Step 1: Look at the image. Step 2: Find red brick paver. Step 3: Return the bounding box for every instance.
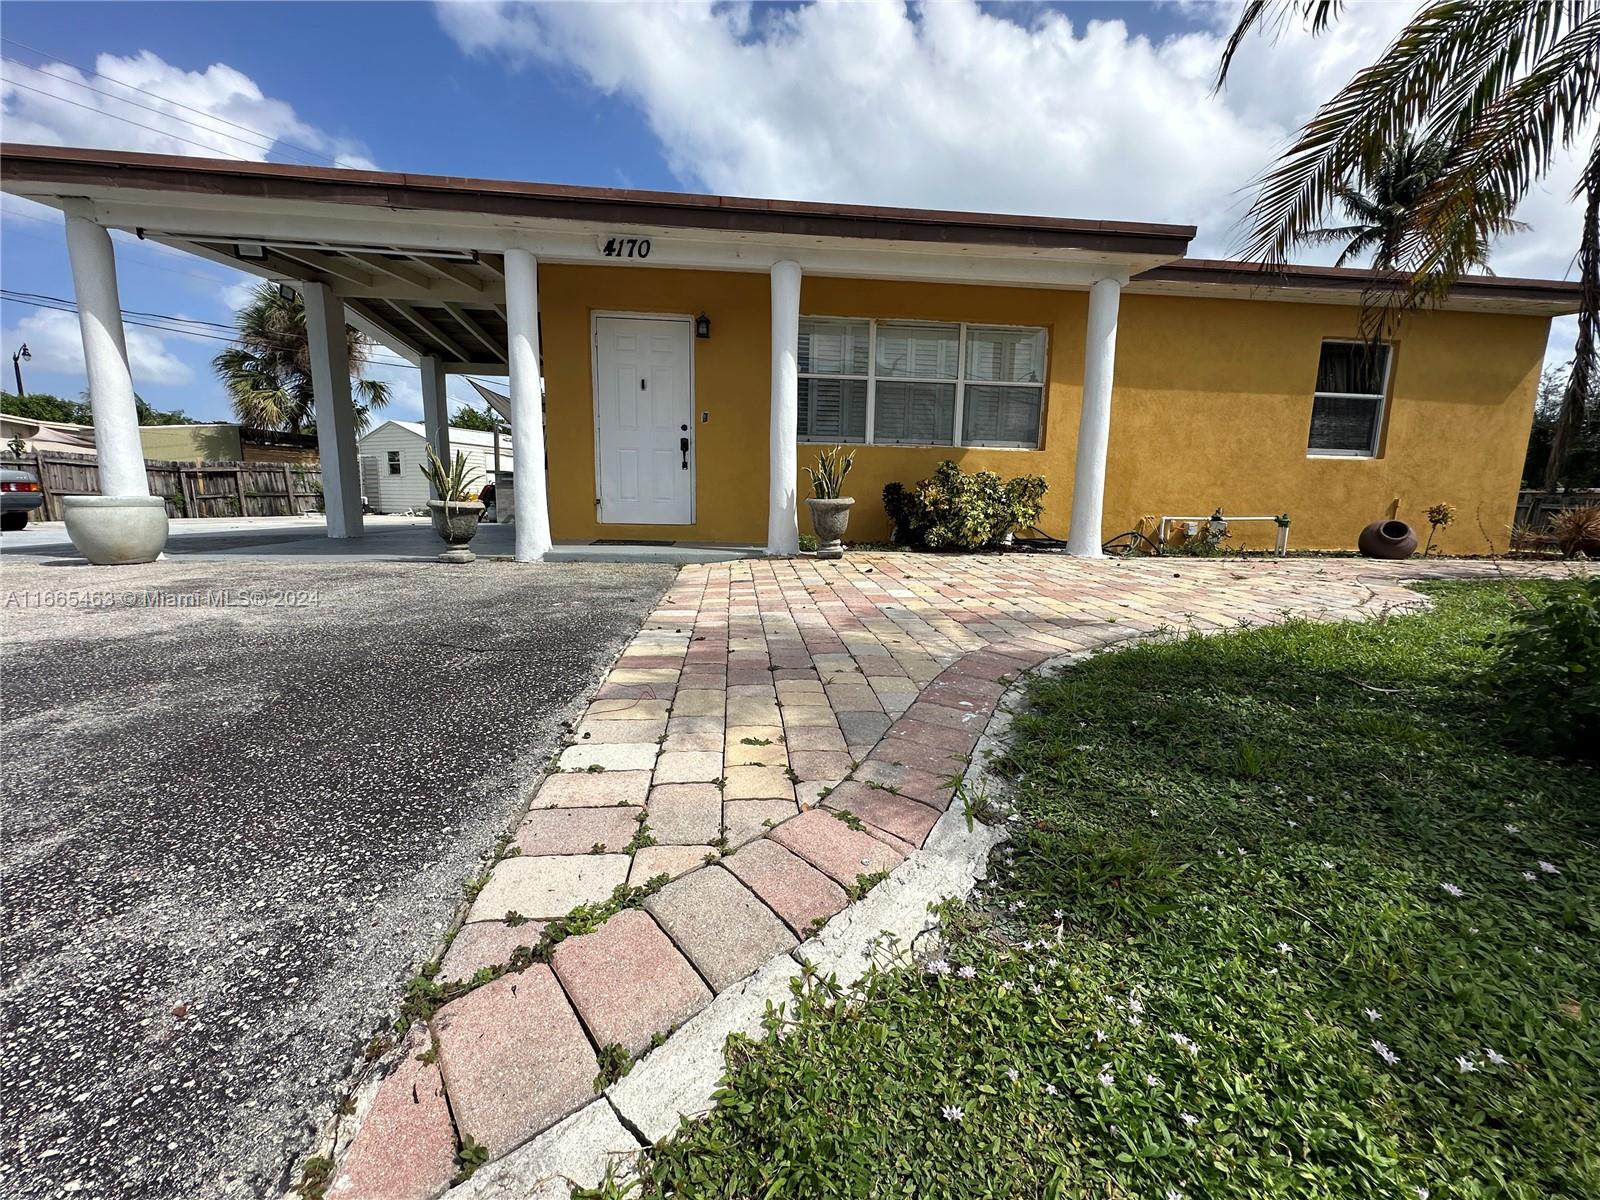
[551,908,712,1056]
[329,1025,455,1200]
[433,966,598,1158]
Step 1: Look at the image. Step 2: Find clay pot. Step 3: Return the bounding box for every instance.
[1357,519,1418,560]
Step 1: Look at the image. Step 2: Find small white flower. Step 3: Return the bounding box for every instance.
[1275,942,1293,955]
[1005,1067,1020,1082]
[1150,808,1160,818]
[1364,1008,1381,1022]
[957,965,977,980]
[1504,823,1520,833]
[1181,1112,1199,1128]
[999,980,1015,992]
[1097,1064,1115,1088]
[1052,909,1064,920]
[1145,1073,1161,1087]
[1029,983,1042,996]
[1416,1189,1430,1200]
[1371,1039,1400,1066]
[1093,1028,1108,1043]
[1484,1048,1508,1066]
[1286,818,1298,828]
[1047,957,1060,969]
[1538,860,1560,875]
[1043,1082,1058,1096]
[941,1104,964,1122]
[1237,847,1247,856]
[925,959,952,976]
[1127,996,1144,1014]
[1521,870,1537,882]
[1456,1055,1478,1073]
[1320,859,1335,870]
[1170,1033,1199,1057]
[1440,883,1464,898]
[1167,1190,1186,1200]
[1128,1014,1143,1027]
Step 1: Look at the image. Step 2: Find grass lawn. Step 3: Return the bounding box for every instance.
[586,582,1598,1200]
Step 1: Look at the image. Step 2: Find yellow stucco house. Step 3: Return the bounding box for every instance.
[1,144,1578,559]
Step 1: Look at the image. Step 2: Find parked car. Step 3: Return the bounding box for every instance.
[1,467,45,530]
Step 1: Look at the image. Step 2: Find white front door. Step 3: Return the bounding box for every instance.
[594,316,694,525]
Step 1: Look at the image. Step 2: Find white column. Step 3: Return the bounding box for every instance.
[767,260,802,556]
[504,248,551,561]
[63,209,146,498]
[302,281,363,539]
[420,354,450,497]
[1066,276,1123,557]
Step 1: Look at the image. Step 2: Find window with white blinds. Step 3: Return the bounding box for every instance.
[1308,340,1392,457]
[797,317,1047,448]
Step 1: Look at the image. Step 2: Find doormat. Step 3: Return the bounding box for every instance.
[591,539,676,546]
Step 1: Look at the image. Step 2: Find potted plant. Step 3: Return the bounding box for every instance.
[803,446,856,559]
[421,447,486,563]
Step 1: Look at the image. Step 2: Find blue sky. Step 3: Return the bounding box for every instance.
[0,1,1585,424]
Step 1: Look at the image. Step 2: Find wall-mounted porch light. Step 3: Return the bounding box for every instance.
[695,313,711,340]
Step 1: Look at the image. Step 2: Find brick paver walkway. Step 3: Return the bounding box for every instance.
[324,553,1573,1196]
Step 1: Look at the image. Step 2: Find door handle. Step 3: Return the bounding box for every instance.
[680,436,690,469]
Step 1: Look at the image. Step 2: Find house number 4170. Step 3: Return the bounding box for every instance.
[599,236,652,259]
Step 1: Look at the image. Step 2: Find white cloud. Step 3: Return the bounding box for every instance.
[0,50,376,169]
[438,0,1587,366]
[3,307,194,388]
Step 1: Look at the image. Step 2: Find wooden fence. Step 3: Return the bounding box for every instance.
[0,450,322,522]
[1515,488,1600,532]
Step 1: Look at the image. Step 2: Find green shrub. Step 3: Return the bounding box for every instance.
[882,460,1046,550]
[1487,578,1600,758]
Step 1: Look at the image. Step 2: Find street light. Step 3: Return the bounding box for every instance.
[11,343,30,396]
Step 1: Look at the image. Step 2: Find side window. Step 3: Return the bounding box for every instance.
[1309,341,1391,457]
[387,450,401,475]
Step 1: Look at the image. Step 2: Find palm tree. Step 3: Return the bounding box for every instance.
[1218,1,1599,489]
[1307,132,1525,270]
[213,283,390,434]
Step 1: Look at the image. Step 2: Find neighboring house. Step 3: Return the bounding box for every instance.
[1,144,1582,556]
[357,420,510,513]
[0,414,95,453]
[2,415,318,465]
[138,423,320,465]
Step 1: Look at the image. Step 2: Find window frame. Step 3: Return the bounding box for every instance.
[386,450,402,475]
[1307,338,1394,459]
[797,316,1048,449]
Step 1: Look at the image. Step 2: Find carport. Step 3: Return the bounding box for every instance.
[0,143,1194,561]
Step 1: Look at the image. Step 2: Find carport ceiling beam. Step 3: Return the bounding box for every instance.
[345,299,426,361]
[385,300,474,362]
[258,246,377,288]
[413,256,487,293]
[443,303,504,358]
[342,252,435,291]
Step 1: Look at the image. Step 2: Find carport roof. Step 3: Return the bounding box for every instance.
[0,143,1197,256]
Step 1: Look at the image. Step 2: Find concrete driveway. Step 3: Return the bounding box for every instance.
[0,555,672,1199]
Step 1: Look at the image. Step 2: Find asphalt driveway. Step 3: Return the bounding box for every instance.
[0,556,673,1199]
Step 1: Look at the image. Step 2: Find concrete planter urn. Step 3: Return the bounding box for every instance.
[427,499,485,563]
[1357,518,1418,560]
[805,496,855,559]
[63,495,168,565]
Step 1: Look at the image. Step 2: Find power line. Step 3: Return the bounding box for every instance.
[0,290,420,368]
[2,292,508,386]
[0,77,256,161]
[0,36,341,167]
[1,56,301,164]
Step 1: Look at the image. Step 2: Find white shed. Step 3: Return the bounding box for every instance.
[356,420,511,514]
